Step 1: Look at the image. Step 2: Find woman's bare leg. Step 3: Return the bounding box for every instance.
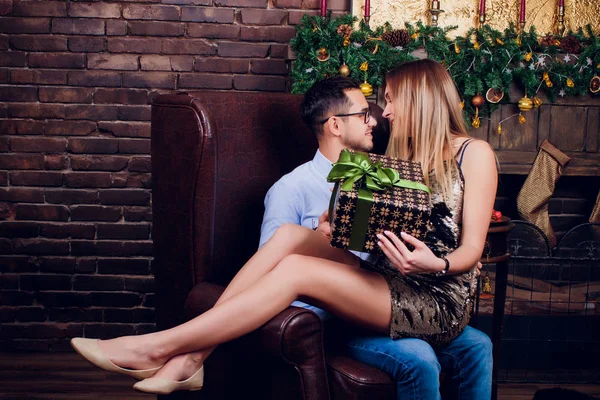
[98,224,361,374]
[96,251,391,374]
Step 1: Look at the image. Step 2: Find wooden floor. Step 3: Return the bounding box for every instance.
[1,352,598,400]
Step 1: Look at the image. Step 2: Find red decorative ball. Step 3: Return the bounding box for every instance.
[472,95,485,108]
[491,210,502,221]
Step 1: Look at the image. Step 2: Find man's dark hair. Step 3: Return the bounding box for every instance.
[300,77,360,136]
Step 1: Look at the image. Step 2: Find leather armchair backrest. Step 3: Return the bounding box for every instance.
[151,90,390,301]
[193,91,318,285]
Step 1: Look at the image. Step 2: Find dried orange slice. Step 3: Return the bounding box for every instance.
[591,76,600,94]
[485,88,504,103]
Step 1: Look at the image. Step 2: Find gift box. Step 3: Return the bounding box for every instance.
[327,150,431,255]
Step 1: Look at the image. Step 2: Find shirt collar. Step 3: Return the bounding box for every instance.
[313,149,334,178]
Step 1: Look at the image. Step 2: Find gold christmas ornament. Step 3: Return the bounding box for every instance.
[543,72,553,88]
[496,38,504,45]
[338,63,350,77]
[497,124,502,134]
[482,274,492,293]
[516,36,522,46]
[524,52,533,62]
[472,107,481,129]
[454,43,460,54]
[343,36,350,46]
[471,94,485,108]
[566,77,575,88]
[518,96,533,111]
[519,113,526,124]
[591,76,600,94]
[485,88,504,103]
[459,101,464,109]
[317,47,330,62]
[533,97,543,107]
[411,32,419,39]
[360,81,373,97]
[473,41,481,50]
[360,61,369,72]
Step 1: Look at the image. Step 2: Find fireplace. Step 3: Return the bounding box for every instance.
[475,174,600,383]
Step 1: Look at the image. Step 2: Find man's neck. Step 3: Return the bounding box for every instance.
[318,140,346,163]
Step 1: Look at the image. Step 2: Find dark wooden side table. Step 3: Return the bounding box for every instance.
[478,216,515,400]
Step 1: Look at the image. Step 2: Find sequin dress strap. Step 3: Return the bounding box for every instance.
[456,139,475,167]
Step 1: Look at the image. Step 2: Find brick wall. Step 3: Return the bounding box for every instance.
[0,0,351,351]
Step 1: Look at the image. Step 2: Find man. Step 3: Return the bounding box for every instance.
[259,77,492,399]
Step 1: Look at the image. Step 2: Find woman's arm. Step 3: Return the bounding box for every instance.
[445,140,498,274]
[377,140,498,275]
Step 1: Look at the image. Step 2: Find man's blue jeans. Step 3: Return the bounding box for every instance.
[344,326,492,400]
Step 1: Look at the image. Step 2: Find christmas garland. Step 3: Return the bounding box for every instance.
[290,14,600,129]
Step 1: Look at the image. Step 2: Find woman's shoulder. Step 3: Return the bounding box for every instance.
[453,138,494,158]
[456,139,497,177]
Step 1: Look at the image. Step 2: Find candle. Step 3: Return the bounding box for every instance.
[320,0,326,17]
[365,0,370,18]
[520,0,526,23]
[479,0,486,15]
[558,0,564,7]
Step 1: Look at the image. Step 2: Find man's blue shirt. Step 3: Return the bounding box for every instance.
[259,149,334,247]
[259,149,373,319]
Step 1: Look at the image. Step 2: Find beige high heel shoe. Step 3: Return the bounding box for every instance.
[71,338,162,380]
[133,366,204,394]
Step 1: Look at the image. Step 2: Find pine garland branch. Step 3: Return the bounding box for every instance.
[290,14,600,124]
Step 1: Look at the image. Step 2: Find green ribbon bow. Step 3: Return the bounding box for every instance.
[327,150,430,251]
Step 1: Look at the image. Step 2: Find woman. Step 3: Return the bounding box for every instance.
[71,59,497,394]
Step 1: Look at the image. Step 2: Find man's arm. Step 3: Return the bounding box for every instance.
[259,180,302,248]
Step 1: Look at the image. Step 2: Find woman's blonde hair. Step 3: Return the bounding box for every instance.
[384,59,470,202]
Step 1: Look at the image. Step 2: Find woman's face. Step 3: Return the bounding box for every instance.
[382,87,394,124]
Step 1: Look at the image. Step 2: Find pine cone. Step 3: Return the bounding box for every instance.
[559,35,581,54]
[540,33,558,47]
[336,24,353,38]
[382,29,410,48]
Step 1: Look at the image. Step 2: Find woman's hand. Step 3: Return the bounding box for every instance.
[377,231,444,275]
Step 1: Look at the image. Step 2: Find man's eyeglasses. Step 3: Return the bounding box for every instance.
[319,109,371,125]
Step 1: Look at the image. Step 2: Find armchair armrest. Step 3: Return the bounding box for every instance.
[185,282,330,399]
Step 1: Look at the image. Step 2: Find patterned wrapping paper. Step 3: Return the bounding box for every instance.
[328,151,432,255]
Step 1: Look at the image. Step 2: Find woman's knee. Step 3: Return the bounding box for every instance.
[272,223,307,241]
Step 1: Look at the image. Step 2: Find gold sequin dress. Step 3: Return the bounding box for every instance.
[362,145,478,347]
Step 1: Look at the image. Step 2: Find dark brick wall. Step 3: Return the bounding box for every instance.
[0,0,351,351]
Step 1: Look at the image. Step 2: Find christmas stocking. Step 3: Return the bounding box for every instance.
[517,140,571,247]
[590,191,600,223]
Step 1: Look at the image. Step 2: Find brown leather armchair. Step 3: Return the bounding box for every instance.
[151,90,395,399]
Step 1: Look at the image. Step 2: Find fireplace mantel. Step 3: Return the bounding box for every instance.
[468,88,599,176]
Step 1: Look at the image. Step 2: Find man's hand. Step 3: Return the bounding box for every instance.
[316,209,331,238]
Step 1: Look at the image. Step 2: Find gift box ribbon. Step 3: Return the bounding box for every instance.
[327,150,430,250]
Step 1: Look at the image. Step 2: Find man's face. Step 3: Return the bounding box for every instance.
[337,89,377,152]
